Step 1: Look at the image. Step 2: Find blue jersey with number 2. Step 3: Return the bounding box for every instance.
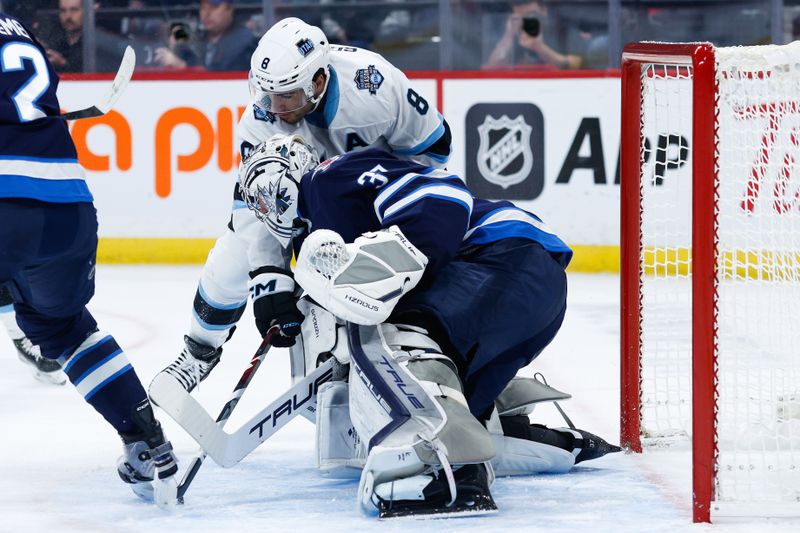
[0,12,91,203]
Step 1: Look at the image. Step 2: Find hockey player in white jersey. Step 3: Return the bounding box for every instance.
[156,17,451,393]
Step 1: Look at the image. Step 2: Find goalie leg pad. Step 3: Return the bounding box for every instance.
[292,298,350,385]
[346,324,495,514]
[315,381,365,479]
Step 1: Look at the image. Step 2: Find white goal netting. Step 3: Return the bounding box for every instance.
[638,43,800,512]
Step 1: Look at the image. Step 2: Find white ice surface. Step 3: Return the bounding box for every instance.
[1,267,798,533]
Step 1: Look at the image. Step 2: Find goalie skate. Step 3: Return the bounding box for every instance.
[369,463,497,519]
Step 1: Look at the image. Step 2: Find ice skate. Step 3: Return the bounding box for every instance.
[371,463,497,519]
[499,414,621,465]
[117,400,179,507]
[155,335,221,395]
[14,336,67,385]
[560,427,623,464]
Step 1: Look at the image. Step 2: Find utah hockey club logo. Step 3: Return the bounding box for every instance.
[354,65,384,95]
[476,115,533,189]
[296,38,314,57]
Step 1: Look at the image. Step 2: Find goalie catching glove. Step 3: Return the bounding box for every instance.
[294,226,428,325]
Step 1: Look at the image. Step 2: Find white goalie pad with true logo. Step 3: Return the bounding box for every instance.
[345,324,496,513]
[294,226,428,325]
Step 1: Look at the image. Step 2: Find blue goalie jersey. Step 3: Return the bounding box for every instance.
[296,149,572,275]
[0,13,90,203]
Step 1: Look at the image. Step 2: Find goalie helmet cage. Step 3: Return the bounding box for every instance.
[620,41,800,523]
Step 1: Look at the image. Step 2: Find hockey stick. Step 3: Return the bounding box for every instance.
[61,46,135,120]
[175,326,279,502]
[150,348,337,468]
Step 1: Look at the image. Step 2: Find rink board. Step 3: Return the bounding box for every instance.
[57,70,630,269]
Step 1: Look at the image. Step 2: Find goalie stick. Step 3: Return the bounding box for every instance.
[175,326,279,502]
[61,46,135,120]
[150,351,338,468]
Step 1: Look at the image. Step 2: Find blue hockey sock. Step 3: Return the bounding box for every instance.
[61,330,147,435]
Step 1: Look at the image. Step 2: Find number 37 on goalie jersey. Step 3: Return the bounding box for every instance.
[297,149,573,278]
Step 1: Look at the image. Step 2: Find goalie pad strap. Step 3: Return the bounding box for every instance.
[380,323,442,353]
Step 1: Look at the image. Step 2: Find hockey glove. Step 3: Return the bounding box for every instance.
[249,267,302,345]
[252,291,304,346]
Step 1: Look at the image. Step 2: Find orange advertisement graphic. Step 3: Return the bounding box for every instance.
[70,111,132,171]
[70,105,246,198]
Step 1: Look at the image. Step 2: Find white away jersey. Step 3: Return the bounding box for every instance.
[224,45,450,283]
[237,45,449,168]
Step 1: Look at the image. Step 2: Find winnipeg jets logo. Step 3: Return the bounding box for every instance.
[476,115,533,189]
[312,155,342,179]
[268,180,293,217]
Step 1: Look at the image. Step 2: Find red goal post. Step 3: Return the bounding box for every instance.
[620,41,800,523]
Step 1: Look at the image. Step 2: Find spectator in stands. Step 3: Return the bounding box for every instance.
[42,0,123,72]
[44,0,84,72]
[2,1,48,32]
[154,20,200,69]
[575,22,609,70]
[154,0,256,71]
[485,0,583,70]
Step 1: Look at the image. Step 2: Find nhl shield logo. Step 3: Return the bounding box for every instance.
[465,103,543,200]
[476,115,533,189]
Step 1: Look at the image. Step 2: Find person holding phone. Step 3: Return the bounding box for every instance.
[485,0,582,70]
[154,21,200,68]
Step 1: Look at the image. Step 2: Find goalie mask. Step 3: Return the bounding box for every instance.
[239,135,319,246]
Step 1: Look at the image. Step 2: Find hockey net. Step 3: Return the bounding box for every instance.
[620,42,800,522]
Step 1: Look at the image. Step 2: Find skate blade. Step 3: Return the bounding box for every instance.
[17,353,67,385]
[32,370,67,386]
[129,481,155,502]
[153,477,179,510]
[378,498,498,520]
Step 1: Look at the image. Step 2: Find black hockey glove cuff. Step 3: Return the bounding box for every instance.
[252,291,304,347]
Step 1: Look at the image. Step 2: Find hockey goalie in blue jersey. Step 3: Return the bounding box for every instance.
[238,135,620,517]
[0,12,179,506]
